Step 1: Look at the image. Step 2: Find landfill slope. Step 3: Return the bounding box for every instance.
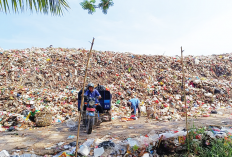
[1,47,232,156]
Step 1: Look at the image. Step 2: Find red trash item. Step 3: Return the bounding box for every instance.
[121,117,134,121]
[203,114,209,117]
[196,135,201,139]
[212,128,220,132]
[164,104,168,108]
[155,100,159,104]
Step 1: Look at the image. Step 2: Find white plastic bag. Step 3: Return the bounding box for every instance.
[94,147,104,157]
[0,150,10,157]
[66,119,76,128]
[82,139,94,147]
[78,145,90,156]
[140,105,146,113]
[128,139,140,147]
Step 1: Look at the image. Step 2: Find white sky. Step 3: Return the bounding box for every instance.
[1,0,232,56]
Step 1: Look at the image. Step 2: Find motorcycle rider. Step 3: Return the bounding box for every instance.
[84,83,103,113]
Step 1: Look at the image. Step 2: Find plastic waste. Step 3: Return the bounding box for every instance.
[67,135,75,139]
[94,147,104,157]
[78,145,90,156]
[66,119,76,128]
[149,133,159,142]
[142,153,149,157]
[211,110,217,114]
[127,138,140,147]
[83,139,95,147]
[69,141,76,147]
[140,136,150,146]
[0,150,10,157]
[57,142,65,146]
[218,111,223,115]
[58,152,72,157]
[98,141,115,149]
[140,105,146,113]
[16,154,36,157]
[64,145,71,149]
[8,126,16,132]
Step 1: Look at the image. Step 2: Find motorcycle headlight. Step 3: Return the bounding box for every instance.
[89,100,95,106]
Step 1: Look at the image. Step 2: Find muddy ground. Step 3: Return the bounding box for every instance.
[1,108,232,156]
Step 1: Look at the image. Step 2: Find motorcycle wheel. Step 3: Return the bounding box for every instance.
[86,116,93,134]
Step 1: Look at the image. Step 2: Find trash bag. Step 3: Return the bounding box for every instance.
[8,126,16,132]
[211,110,217,114]
[21,110,29,117]
[69,141,76,147]
[66,119,76,128]
[98,141,115,149]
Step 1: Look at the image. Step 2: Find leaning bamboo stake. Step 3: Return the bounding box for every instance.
[75,38,95,157]
[181,46,189,154]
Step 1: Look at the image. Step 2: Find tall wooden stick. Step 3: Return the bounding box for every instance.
[181,46,189,153]
[75,38,95,157]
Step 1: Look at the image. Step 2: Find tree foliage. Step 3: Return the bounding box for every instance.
[80,0,114,14]
[0,0,114,15]
[0,0,70,15]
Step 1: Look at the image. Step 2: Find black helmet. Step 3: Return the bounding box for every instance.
[88,83,94,88]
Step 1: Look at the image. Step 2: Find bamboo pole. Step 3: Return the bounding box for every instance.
[181,46,189,154]
[75,38,95,157]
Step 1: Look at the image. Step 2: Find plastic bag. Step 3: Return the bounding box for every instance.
[0,150,10,157]
[66,119,76,128]
[94,147,104,157]
[148,133,159,142]
[98,141,115,149]
[127,138,140,147]
[140,105,146,113]
[83,139,94,147]
[139,136,150,146]
[78,145,90,156]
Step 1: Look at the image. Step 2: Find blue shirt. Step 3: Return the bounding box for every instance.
[84,89,101,103]
[129,98,140,115]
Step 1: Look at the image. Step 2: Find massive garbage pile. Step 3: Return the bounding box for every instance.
[1,47,232,156]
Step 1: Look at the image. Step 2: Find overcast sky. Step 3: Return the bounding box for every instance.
[1,0,232,56]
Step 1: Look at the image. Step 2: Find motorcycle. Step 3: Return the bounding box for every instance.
[83,96,101,134]
[78,85,112,134]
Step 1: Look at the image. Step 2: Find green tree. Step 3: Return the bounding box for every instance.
[0,0,113,15]
[0,0,70,15]
[80,0,114,14]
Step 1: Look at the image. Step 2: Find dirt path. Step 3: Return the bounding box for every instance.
[1,109,232,155]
